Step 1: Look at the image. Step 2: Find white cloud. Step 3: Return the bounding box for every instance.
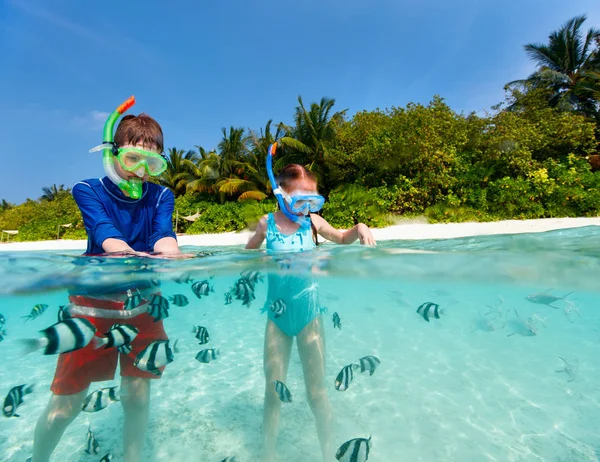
[72,110,109,131]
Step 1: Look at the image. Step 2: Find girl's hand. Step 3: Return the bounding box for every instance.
[357,223,376,245]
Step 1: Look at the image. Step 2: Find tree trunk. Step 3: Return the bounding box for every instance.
[588,154,600,172]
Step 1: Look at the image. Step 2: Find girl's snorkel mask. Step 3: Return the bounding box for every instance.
[89,96,167,199]
[266,143,325,229]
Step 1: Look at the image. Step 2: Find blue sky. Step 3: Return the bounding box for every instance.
[0,0,598,203]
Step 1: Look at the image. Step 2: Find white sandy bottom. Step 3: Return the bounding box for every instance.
[1,276,600,461]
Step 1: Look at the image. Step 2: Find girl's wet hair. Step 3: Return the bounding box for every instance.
[276,164,317,190]
[276,164,321,246]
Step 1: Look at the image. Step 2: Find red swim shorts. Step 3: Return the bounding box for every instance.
[50,294,168,395]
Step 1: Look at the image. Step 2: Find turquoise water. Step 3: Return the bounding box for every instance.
[1,227,600,461]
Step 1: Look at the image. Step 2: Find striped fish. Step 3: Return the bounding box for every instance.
[57,305,71,322]
[192,280,214,299]
[195,348,220,364]
[334,364,359,392]
[335,436,371,462]
[358,356,380,376]
[22,304,48,322]
[232,278,255,306]
[118,344,132,354]
[270,299,286,318]
[22,318,97,355]
[274,380,292,403]
[192,325,210,345]
[100,453,113,462]
[416,302,442,322]
[124,290,144,311]
[134,339,177,376]
[98,324,139,350]
[85,426,100,455]
[2,384,34,418]
[169,294,189,307]
[174,272,194,284]
[333,312,342,330]
[224,292,233,305]
[240,269,263,289]
[81,386,120,413]
[147,295,170,322]
[0,312,5,326]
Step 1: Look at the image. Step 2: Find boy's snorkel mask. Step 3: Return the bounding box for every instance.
[88,96,167,200]
[266,142,325,229]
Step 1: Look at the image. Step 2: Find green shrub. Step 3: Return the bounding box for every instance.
[425,204,497,223]
[0,195,85,242]
[322,184,392,229]
[185,200,276,234]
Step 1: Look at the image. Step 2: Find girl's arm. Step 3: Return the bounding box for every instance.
[245,215,268,249]
[311,214,376,245]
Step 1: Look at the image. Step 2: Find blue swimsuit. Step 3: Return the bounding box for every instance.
[263,213,321,337]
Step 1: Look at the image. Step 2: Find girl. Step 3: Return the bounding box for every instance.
[246,144,375,462]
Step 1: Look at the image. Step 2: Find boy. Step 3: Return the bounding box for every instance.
[31,100,181,462]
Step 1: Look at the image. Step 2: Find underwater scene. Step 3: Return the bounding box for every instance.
[1,226,600,462]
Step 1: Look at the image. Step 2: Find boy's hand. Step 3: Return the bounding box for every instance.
[152,252,196,259]
[357,223,376,245]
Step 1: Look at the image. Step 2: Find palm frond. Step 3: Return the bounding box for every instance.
[238,191,267,201]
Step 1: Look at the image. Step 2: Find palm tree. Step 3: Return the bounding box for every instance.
[243,119,285,199]
[40,184,70,201]
[0,199,12,211]
[186,130,263,202]
[186,147,224,196]
[508,15,600,116]
[159,148,198,197]
[278,96,347,195]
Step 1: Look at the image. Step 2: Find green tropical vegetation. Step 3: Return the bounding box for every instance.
[1,15,600,242]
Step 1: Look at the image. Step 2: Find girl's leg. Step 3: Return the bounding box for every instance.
[297,316,334,461]
[31,388,89,462]
[121,376,151,462]
[263,319,293,462]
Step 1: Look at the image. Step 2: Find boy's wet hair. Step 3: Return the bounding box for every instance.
[276,163,321,246]
[276,164,317,190]
[114,113,164,153]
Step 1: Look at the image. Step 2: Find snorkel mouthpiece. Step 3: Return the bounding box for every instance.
[266,142,312,229]
[99,96,143,199]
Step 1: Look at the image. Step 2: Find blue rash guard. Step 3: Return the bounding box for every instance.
[72,177,177,255]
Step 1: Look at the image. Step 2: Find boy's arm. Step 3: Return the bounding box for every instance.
[153,237,180,254]
[311,214,376,245]
[150,188,179,253]
[245,216,268,249]
[73,183,135,253]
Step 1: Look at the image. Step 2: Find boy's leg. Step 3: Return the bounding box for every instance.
[121,376,151,462]
[263,319,293,462]
[31,388,88,462]
[297,316,333,462]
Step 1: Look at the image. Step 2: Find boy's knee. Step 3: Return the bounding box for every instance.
[45,405,79,428]
[121,378,150,410]
[306,386,327,408]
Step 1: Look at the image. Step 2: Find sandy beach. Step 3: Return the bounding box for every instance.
[1,216,599,252]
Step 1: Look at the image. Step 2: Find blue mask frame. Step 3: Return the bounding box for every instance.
[266,143,324,229]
